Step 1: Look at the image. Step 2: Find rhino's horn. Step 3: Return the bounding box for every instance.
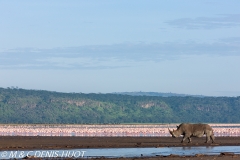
[168,127,172,134]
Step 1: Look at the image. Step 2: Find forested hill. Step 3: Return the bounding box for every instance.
[113,92,205,97]
[0,87,240,124]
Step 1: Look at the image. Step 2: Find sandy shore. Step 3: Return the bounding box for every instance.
[0,136,240,159]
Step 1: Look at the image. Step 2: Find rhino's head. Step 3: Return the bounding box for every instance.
[168,128,181,138]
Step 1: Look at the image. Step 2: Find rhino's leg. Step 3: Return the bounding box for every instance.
[181,135,191,143]
[205,131,215,143]
[210,134,215,143]
[205,135,210,143]
[181,136,186,143]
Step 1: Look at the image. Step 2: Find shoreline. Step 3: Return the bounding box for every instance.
[1,136,239,160]
[1,136,240,150]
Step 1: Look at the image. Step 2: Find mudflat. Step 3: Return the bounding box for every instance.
[1,136,240,149]
[0,136,240,160]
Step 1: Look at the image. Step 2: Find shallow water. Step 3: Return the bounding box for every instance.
[1,146,240,159]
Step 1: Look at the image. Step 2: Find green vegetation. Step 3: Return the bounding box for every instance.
[0,87,240,124]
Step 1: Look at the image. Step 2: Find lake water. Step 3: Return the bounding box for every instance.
[0,146,239,159]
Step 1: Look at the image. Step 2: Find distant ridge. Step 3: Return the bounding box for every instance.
[1,87,240,123]
[113,92,205,97]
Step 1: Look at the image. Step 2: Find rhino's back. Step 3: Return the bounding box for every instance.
[192,123,213,131]
[180,123,213,132]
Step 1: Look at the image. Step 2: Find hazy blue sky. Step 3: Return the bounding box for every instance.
[1,0,240,96]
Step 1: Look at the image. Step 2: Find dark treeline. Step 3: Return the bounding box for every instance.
[0,87,240,124]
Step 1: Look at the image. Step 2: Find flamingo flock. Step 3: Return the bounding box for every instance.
[0,124,239,137]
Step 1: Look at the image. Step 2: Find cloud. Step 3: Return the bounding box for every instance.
[1,40,239,69]
[220,37,240,44]
[165,14,240,29]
